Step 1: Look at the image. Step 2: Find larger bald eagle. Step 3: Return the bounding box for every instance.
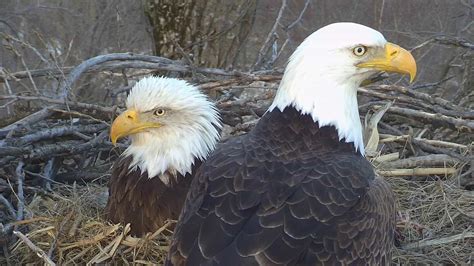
[105,76,221,236]
[167,23,416,265]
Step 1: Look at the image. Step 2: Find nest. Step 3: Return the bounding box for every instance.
[3,176,473,265]
[5,184,173,265]
[0,53,473,265]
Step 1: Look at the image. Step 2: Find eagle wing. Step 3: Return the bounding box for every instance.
[167,135,395,265]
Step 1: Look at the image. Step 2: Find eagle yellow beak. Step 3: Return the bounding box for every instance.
[357,42,417,82]
[110,109,161,145]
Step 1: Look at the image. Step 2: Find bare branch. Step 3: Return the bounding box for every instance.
[378,167,458,176]
[379,154,460,169]
[376,85,469,113]
[57,53,254,100]
[402,232,474,250]
[411,35,474,51]
[253,0,287,70]
[1,124,106,147]
[386,106,474,131]
[13,230,56,266]
[59,53,167,99]
[0,195,16,218]
[0,95,117,116]
[287,0,311,31]
[15,161,25,221]
[0,108,52,137]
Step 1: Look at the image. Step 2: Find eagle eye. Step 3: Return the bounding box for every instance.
[353,45,367,56]
[154,108,166,116]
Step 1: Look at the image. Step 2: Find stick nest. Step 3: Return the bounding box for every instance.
[0,53,472,265]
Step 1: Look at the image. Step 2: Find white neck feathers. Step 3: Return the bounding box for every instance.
[124,120,219,184]
[268,34,365,154]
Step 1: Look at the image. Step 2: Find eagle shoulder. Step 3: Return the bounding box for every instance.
[168,138,394,265]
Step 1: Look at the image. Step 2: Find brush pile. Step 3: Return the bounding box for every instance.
[0,53,472,265]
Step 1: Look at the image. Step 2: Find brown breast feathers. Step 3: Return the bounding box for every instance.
[105,155,201,236]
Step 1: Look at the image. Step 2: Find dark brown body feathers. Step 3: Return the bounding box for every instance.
[105,156,201,236]
[167,107,396,265]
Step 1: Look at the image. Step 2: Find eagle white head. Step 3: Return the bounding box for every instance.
[110,76,221,185]
[269,22,416,154]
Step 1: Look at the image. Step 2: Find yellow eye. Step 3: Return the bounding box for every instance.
[353,46,367,56]
[154,109,166,116]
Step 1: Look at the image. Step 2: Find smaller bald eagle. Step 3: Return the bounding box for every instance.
[105,76,221,236]
[167,23,416,265]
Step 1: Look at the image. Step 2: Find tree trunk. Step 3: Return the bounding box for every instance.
[143,0,258,69]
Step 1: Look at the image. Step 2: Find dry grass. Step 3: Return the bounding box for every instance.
[4,184,173,265]
[389,176,474,265]
[1,169,472,265]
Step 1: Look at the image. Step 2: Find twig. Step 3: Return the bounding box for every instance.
[253,0,287,70]
[18,56,39,94]
[48,108,111,125]
[96,61,249,78]
[0,61,205,82]
[42,158,56,191]
[380,134,468,150]
[0,64,281,83]
[59,53,167,99]
[15,161,25,221]
[110,84,134,97]
[382,106,474,131]
[55,168,111,183]
[170,39,197,78]
[410,75,454,90]
[359,87,425,106]
[411,35,474,52]
[60,224,120,251]
[411,138,470,162]
[0,33,50,65]
[30,134,107,160]
[0,66,74,81]
[287,0,311,30]
[378,167,458,176]
[0,195,16,218]
[377,85,470,113]
[402,232,474,250]
[58,53,251,99]
[0,136,109,161]
[377,0,385,29]
[0,95,117,115]
[0,156,15,166]
[2,244,11,266]
[48,210,74,259]
[268,38,289,66]
[379,154,460,169]
[379,134,410,143]
[372,152,399,164]
[23,170,61,186]
[0,98,18,109]
[414,138,469,150]
[440,184,474,220]
[431,36,474,50]
[13,230,56,266]
[358,87,470,118]
[0,108,52,138]
[1,124,107,147]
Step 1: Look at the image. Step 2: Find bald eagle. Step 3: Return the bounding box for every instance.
[105,76,221,236]
[167,23,416,265]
